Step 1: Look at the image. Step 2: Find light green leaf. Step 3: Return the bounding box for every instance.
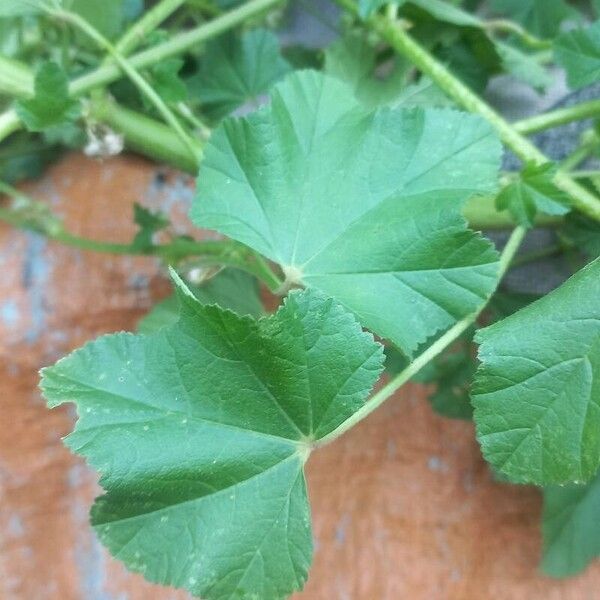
[16,62,81,132]
[495,163,570,228]
[40,282,384,600]
[131,203,169,252]
[324,33,410,108]
[358,0,405,18]
[495,42,552,91]
[542,470,600,577]
[192,70,501,357]
[490,0,578,38]
[555,21,600,90]
[151,58,188,104]
[0,0,47,16]
[187,28,291,120]
[408,0,482,27]
[138,268,263,333]
[473,257,600,485]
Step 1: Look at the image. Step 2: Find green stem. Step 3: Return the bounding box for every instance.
[514,99,600,135]
[0,181,283,290]
[335,0,600,224]
[49,8,201,163]
[88,96,201,173]
[0,0,284,145]
[483,18,551,50]
[318,225,527,446]
[68,0,283,96]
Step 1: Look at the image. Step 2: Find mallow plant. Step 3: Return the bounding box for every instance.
[2,0,600,597]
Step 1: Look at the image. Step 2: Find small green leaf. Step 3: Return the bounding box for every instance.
[473,257,600,485]
[495,42,552,91]
[131,203,169,251]
[495,163,570,229]
[192,70,501,357]
[358,0,405,18]
[16,62,80,132]
[138,268,263,333]
[561,213,600,259]
[490,0,578,38]
[555,21,600,89]
[41,283,384,600]
[151,59,188,104]
[542,470,600,577]
[187,28,291,120]
[408,0,482,27]
[324,33,410,108]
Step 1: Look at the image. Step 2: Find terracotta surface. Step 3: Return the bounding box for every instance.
[1,153,599,599]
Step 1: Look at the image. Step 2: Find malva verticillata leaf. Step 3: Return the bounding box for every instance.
[472,257,600,485]
[490,0,577,38]
[16,62,81,132]
[555,20,600,89]
[495,162,570,228]
[40,274,384,600]
[542,470,600,577]
[192,70,501,358]
[187,28,291,120]
[137,268,263,333]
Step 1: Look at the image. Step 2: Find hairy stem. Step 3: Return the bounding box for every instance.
[0,182,282,291]
[49,7,201,162]
[334,0,600,224]
[318,226,527,446]
[514,99,600,135]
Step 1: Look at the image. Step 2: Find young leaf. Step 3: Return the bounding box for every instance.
[131,203,169,251]
[358,0,405,18]
[150,59,188,104]
[187,29,291,120]
[138,268,263,333]
[555,21,600,90]
[192,70,501,357]
[472,257,600,485]
[16,62,81,132]
[495,42,552,91]
[324,33,409,108]
[490,0,577,38]
[40,281,384,600]
[542,470,600,577]
[495,163,570,228]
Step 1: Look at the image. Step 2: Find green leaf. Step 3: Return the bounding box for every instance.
[490,0,578,38]
[192,70,501,357]
[324,33,410,108]
[561,213,600,259]
[40,281,384,600]
[187,28,291,120]
[131,203,169,251]
[495,42,552,91]
[542,470,600,577]
[408,0,482,27]
[16,62,81,132]
[358,0,406,18]
[138,268,264,333]
[0,0,46,16]
[472,257,600,485]
[69,0,124,40]
[555,21,600,90]
[151,59,188,104]
[495,163,570,228]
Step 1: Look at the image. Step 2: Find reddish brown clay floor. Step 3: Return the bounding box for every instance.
[1,154,599,599]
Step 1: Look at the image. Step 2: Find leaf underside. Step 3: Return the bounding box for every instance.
[41,280,384,600]
[192,70,502,358]
[472,257,600,485]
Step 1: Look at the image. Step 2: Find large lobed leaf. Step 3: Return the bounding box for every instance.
[41,275,384,600]
[192,70,501,358]
[473,257,600,485]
